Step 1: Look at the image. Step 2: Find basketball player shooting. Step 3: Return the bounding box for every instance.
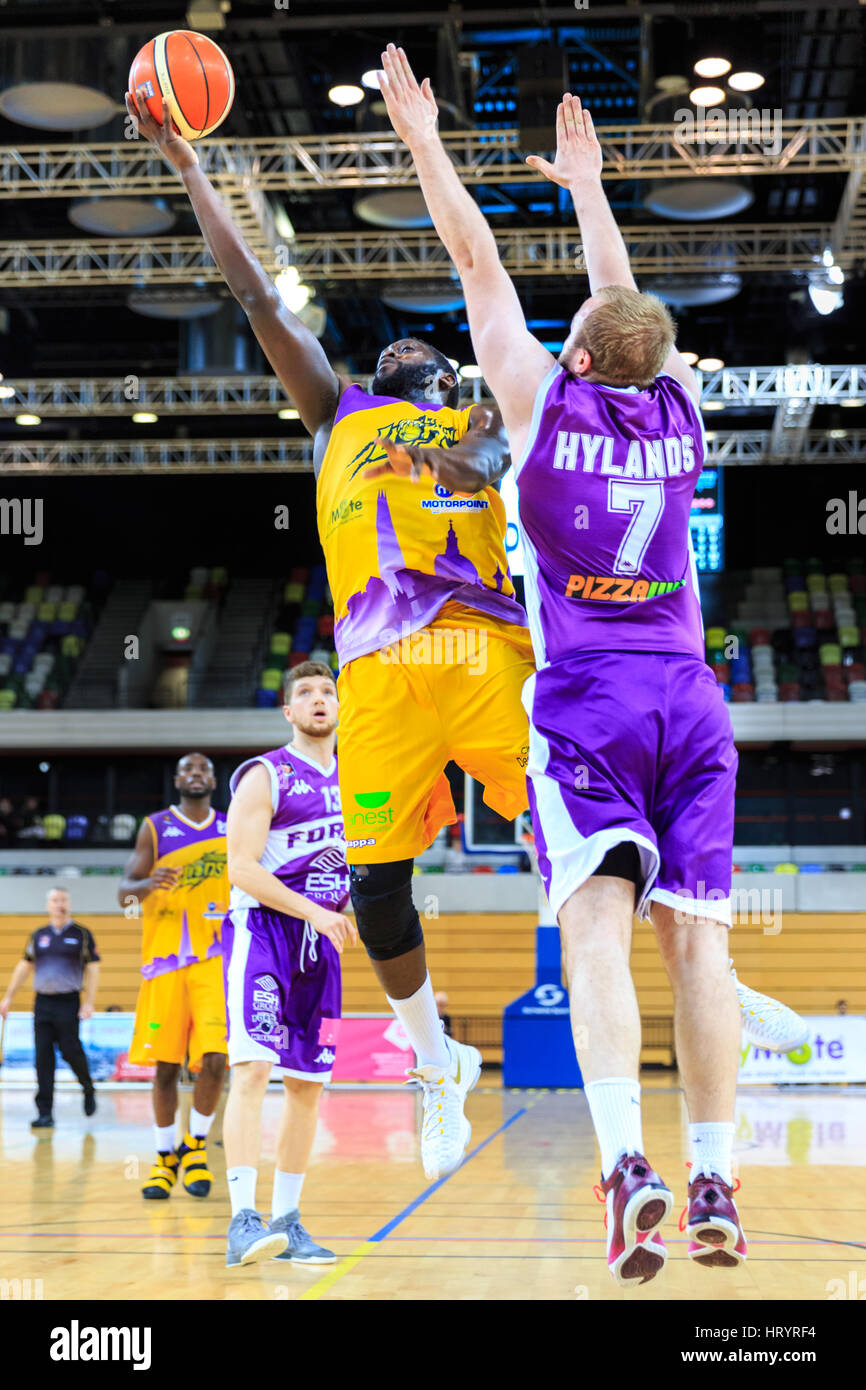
[126,84,538,1186]
[375,43,797,1284]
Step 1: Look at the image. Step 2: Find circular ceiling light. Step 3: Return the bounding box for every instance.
[0,384,15,400]
[15,413,41,426]
[459,365,482,379]
[380,283,465,314]
[354,189,432,229]
[655,75,690,93]
[0,81,117,131]
[644,179,752,220]
[329,84,364,107]
[694,58,731,79]
[131,412,158,424]
[679,351,700,366]
[689,85,726,107]
[278,408,300,420]
[361,70,381,90]
[69,198,175,237]
[728,71,765,92]
[127,290,223,320]
[697,357,725,371]
[644,274,741,307]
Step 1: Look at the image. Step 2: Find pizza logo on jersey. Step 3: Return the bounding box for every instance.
[275,761,296,788]
[564,574,687,602]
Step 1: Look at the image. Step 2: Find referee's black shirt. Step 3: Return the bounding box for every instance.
[24,922,100,995]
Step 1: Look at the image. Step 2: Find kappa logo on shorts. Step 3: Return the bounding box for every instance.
[314,1048,336,1066]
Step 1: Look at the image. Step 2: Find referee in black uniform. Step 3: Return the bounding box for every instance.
[0,887,100,1128]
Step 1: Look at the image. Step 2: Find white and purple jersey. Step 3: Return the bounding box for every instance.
[228,744,349,914]
[515,365,707,666]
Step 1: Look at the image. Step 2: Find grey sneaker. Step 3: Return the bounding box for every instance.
[226,1208,288,1268]
[268,1209,336,1265]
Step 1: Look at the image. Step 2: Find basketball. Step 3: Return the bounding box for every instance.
[128,30,234,140]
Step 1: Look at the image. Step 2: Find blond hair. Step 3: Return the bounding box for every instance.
[571,285,676,389]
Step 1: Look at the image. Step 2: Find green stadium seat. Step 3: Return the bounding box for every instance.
[37,602,57,621]
[24,585,43,604]
[43,814,66,841]
[270,632,291,655]
[0,689,17,709]
[260,669,283,691]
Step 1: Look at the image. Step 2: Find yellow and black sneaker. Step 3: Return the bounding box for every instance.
[176,1133,214,1198]
[141,1151,179,1200]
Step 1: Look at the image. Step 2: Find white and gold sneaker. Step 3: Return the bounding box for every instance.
[732,962,810,1054]
[408,1038,482,1182]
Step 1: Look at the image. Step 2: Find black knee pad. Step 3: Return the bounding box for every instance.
[350,859,424,961]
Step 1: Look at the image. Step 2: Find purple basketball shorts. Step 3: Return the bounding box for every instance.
[222,905,341,1081]
[522,652,737,925]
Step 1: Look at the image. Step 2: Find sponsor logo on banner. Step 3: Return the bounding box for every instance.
[737,1016,866,1084]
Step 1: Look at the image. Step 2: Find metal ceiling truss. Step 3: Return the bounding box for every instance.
[2,365,865,417]
[1,117,865,199]
[3,222,862,288]
[2,431,864,475]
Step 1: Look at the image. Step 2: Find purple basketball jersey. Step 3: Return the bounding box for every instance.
[228,745,349,913]
[515,366,707,665]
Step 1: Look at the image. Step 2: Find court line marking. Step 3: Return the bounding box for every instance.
[298,1106,529,1301]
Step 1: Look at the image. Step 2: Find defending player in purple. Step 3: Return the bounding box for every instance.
[376,45,746,1288]
[221,660,357,1269]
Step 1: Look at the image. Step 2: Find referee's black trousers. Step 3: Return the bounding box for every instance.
[34,992,93,1117]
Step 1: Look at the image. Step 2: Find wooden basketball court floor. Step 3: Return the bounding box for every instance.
[1,1076,864,1302]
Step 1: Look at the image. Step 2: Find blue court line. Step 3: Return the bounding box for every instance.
[298,1107,529,1299]
[368,1106,529,1243]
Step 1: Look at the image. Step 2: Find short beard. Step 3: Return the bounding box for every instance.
[181,786,210,800]
[295,717,337,741]
[371,361,443,405]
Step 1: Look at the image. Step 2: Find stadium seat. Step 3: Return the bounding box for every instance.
[260,668,283,691]
[24,586,43,605]
[0,689,16,709]
[66,815,89,842]
[270,632,291,655]
[255,688,279,707]
[36,689,59,710]
[110,813,136,843]
[43,813,66,841]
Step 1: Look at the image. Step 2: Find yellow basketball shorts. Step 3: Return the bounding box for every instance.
[337,605,535,864]
[129,953,227,1071]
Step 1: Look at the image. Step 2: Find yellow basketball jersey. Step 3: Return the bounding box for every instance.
[317,385,526,667]
[139,806,228,979]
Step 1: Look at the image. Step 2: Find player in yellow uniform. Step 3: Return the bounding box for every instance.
[129,86,533,1182]
[119,752,229,1200]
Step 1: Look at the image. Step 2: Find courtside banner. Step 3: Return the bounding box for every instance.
[738,1015,866,1083]
[0,1012,411,1084]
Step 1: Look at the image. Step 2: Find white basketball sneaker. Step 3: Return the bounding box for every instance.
[408,1037,482,1182]
[731,962,810,1053]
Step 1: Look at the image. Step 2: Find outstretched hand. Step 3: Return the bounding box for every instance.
[526,93,602,187]
[377,43,439,146]
[125,88,199,175]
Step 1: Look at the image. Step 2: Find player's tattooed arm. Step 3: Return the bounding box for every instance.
[117,820,179,906]
[125,87,343,439]
[366,404,511,492]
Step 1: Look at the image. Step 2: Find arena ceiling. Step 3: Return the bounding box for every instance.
[0,0,864,457]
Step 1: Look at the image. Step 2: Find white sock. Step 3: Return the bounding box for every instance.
[226,1165,257,1217]
[689,1123,735,1186]
[272,1171,305,1219]
[583,1077,643,1179]
[154,1123,176,1155]
[188,1107,214,1140]
[386,973,450,1069]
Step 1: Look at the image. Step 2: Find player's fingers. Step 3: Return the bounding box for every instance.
[383,44,403,94]
[555,100,567,147]
[396,47,419,93]
[565,93,582,141]
[583,105,597,141]
[526,155,556,178]
[420,76,436,107]
[363,462,394,480]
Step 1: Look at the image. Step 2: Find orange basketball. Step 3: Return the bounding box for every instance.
[128,30,235,140]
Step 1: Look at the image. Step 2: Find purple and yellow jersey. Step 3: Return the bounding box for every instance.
[515,366,707,666]
[139,806,228,979]
[317,385,527,667]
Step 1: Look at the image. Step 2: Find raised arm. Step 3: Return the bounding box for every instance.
[378,47,554,458]
[529,93,699,405]
[126,90,342,439]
